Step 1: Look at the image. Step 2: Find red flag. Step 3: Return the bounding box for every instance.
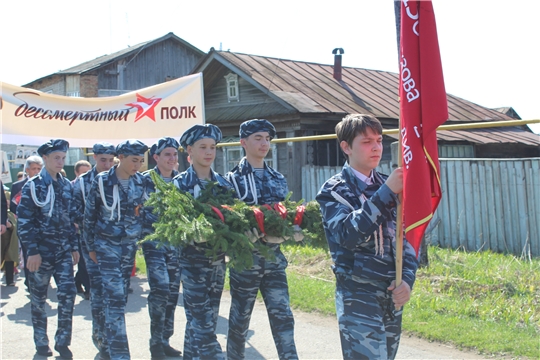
[399,0,448,255]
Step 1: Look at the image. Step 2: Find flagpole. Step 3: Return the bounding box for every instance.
[394,0,404,291]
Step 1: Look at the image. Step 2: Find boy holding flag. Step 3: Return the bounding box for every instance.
[316,114,418,359]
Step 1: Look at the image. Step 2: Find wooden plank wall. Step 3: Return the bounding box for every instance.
[433,158,539,257]
[301,158,540,257]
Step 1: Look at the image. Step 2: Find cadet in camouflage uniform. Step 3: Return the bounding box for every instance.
[142,137,182,359]
[83,139,150,360]
[72,142,117,354]
[17,139,79,359]
[172,124,232,360]
[226,119,298,360]
[316,114,419,360]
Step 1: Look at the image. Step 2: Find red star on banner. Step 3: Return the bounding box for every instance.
[126,93,162,122]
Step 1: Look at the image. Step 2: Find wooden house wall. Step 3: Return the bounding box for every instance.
[96,39,203,92]
[27,74,65,94]
[214,148,225,175]
[204,71,295,133]
[476,143,540,158]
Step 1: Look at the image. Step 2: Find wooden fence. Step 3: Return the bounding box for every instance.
[301,158,540,257]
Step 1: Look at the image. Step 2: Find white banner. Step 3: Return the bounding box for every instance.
[1,73,205,147]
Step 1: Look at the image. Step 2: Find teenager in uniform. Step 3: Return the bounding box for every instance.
[84,139,150,360]
[226,119,298,360]
[17,139,79,359]
[72,142,117,353]
[142,137,182,359]
[316,114,419,359]
[172,124,232,360]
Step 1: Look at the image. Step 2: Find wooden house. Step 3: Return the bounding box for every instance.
[191,49,539,200]
[14,32,205,172]
[23,32,204,97]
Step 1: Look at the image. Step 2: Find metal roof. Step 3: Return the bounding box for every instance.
[25,33,205,85]
[195,50,515,123]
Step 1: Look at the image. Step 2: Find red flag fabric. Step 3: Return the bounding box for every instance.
[399,0,448,255]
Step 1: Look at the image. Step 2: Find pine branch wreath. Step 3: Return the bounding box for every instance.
[141,172,327,271]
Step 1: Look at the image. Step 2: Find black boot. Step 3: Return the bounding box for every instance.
[36,345,53,357]
[150,344,167,359]
[163,344,182,357]
[54,345,73,359]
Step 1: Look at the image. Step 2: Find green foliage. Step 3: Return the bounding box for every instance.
[295,200,327,249]
[142,172,328,270]
[403,247,540,358]
[282,244,540,359]
[141,172,257,271]
[135,248,146,275]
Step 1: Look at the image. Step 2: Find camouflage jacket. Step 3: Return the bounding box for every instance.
[71,167,99,227]
[316,163,418,288]
[17,167,78,256]
[172,165,233,200]
[226,157,288,205]
[83,165,149,252]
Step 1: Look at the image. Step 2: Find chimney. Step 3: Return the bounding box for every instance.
[332,48,344,81]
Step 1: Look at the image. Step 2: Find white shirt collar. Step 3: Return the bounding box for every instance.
[350,166,373,185]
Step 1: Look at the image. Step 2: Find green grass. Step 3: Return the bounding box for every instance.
[282,244,540,359]
[135,248,146,275]
[403,247,540,358]
[136,244,540,358]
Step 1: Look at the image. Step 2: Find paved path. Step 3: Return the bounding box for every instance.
[1,274,486,359]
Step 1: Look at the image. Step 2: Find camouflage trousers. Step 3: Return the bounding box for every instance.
[335,273,403,360]
[28,247,76,348]
[227,251,298,360]
[82,244,106,351]
[142,241,181,347]
[180,246,226,360]
[95,237,138,360]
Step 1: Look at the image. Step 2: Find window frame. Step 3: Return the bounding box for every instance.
[224,73,239,102]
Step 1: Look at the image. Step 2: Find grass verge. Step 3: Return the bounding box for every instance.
[135,244,539,358]
[282,244,540,359]
[135,248,146,275]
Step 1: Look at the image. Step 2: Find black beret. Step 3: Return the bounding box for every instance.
[179,124,222,149]
[92,142,117,155]
[37,139,69,156]
[116,139,148,156]
[239,119,276,139]
[150,137,180,156]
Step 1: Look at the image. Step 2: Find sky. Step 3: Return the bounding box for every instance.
[1,0,539,133]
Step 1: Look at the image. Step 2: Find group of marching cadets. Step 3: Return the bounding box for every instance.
[16,119,300,360]
[17,114,418,360]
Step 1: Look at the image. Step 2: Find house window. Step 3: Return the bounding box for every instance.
[223,145,277,173]
[224,73,239,102]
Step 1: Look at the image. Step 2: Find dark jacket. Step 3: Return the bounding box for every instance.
[9,178,28,214]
